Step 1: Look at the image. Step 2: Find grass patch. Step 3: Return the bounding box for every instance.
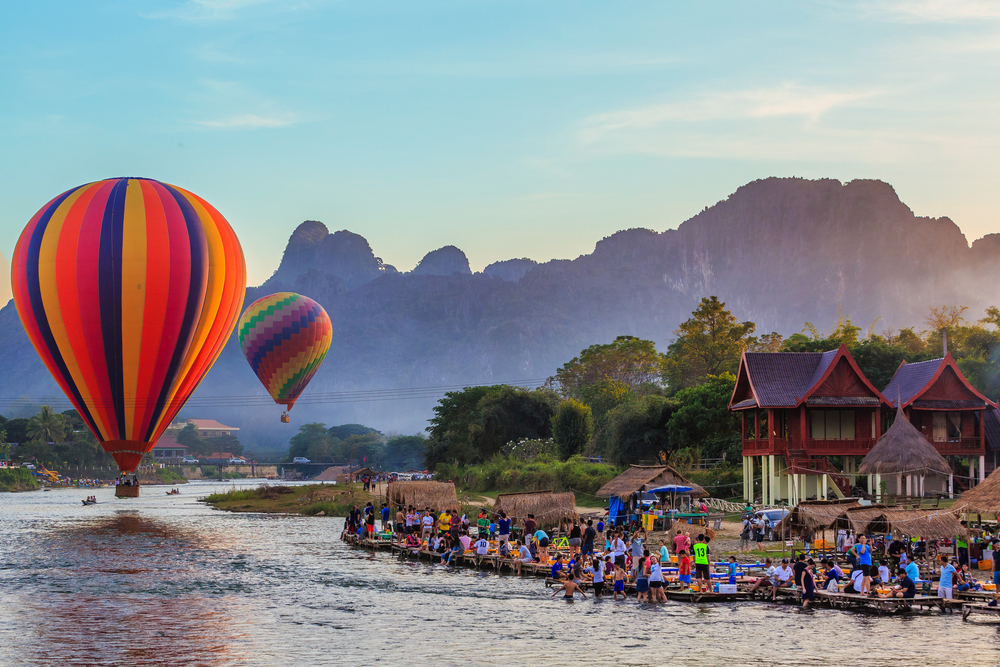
[437,455,622,497]
[153,468,188,483]
[201,482,373,517]
[0,468,39,492]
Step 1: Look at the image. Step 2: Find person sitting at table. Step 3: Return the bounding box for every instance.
[748,558,775,595]
[844,567,865,595]
[771,559,794,600]
[550,554,565,580]
[514,539,535,575]
[891,568,916,599]
[822,559,840,592]
[956,563,984,592]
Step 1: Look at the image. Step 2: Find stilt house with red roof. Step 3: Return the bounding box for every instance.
[729,345,891,504]
[883,354,996,487]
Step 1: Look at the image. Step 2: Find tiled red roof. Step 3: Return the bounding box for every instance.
[741,351,833,407]
[188,419,240,431]
[882,358,943,407]
[151,434,186,450]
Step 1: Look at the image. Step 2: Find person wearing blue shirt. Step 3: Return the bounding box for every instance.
[938,555,957,599]
[497,512,512,546]
[551,554,564,579]
[905,560,920,586]
[727,556,738,585]
[848,534,873,595]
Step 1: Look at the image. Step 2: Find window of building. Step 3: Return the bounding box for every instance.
[810,410,856,439]
[932,412,962,442]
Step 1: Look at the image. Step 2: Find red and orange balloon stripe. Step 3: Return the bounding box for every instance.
[11,178,246,472]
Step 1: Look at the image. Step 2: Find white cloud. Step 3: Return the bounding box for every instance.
[579,84,879,145]
[860,0,1000,22]
[194,114,296,128]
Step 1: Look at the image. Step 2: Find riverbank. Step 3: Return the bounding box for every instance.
[0,468,39,492]
[202,483,377,516]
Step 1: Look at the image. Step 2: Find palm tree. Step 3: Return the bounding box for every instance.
[26,405,66,444]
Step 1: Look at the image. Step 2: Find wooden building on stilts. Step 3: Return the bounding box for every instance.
[729,345,890,505]
[882,354,996,487]
[731,345,997,504]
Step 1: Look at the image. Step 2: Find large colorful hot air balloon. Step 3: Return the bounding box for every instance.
[11,178,246,474]
[237,293,332,420]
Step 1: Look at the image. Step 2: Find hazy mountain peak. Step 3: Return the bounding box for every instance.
[410,245,472,276]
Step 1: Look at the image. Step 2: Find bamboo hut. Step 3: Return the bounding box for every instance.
[859,404,953,498]
[777,498,862,534]
[835,506,967,539]
[952,466,1000,516]
[597,465,706,524]
[492,490,577,529]
[386,481,459,512]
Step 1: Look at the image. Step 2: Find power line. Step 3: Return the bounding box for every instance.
[0,378,551,410]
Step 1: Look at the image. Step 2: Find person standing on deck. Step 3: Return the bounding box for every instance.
[693,534,711,591]
[438,509,452,536]
[992,541,1000,589]
[611,532,627,570]
[497,512,511,546]
[582,520,596,556]
[938,555,957,600]
[380,504,390,533]
[848,534,873,595]
[523,514,537,545]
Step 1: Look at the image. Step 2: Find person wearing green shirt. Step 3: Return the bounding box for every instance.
[477,511,490,538]
[693,534,711,590]
[957,535,969,567]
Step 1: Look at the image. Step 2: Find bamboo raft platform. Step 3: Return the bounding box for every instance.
[344,535,985,616]
[962,603,1000,621]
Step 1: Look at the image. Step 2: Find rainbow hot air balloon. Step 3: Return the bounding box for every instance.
[11,178,246,475]
[237,293,332,421]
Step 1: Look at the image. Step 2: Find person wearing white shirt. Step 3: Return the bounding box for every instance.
[771,560,793,600]
[845,568,865,594]
[611,533,627,569]
[474,536,490,556]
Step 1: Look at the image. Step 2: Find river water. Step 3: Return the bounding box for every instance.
[1,480,998,666]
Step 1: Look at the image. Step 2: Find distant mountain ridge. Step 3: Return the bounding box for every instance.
[1,177,998,449]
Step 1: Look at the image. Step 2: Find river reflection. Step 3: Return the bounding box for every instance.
[2,481,1000,666]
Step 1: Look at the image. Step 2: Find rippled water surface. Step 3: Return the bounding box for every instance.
[2,480,999,666]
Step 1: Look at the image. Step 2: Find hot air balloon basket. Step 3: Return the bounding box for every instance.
[115,485,140,499]
[281,412,290,423]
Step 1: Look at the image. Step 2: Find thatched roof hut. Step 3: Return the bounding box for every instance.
[859,406,951,477]
[952,467,1000,515]
[386,481,459,512]
[831,505,967,538]
[492,490,577,529]
[778,498,862,533]
[596,465,707,500]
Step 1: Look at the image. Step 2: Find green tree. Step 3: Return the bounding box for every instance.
[662,296,756,391]
[551,398,594,461]
[667,373,741,460]
[26,406,66,444]
[552,336,663,397]
[176,423,212,457]
[287,423,333,462]
[425,385,503,468]
[328,423,381,440]
[604,395,677,466]
[383,434,428,470]
[205,434,243,456]
[469,387,560,461]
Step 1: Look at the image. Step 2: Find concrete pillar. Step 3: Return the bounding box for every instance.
[792,473,799,505]
[867,474,872,496]
[949,474,954,499]
[875,474,882,502]
[761,456,768,506]
[822,474,828,500]
[980,455,986,483]
[919,475,925,498]
[970,458,976,488]
[906,475,912,497]
[768,455,776,506]
[897,474,903,495]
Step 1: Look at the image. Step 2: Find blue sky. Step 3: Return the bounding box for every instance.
[2,0,999,294]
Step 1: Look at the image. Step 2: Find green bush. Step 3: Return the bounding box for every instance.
[437,456,621,495]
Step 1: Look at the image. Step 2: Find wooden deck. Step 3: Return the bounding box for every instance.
[963,603,1000,621]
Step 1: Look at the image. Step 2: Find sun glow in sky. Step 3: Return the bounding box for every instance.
[2,0,1000,294]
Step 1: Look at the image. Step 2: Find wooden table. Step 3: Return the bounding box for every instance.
[962,603,1000,621]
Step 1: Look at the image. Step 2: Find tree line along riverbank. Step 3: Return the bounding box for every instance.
[0,468,39,492]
